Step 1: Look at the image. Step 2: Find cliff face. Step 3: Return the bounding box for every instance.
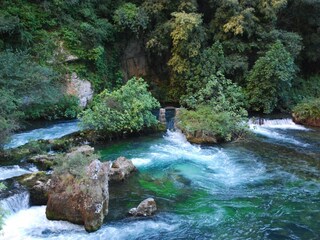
[121,39,149,80]
[66,72,93,108]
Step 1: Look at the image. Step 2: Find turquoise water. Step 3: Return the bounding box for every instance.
[1,119,320,239]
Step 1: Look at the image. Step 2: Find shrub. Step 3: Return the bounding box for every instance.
[177,106,247,142]
[24,95,80,120]
[79,77,160,135]
[54,152,100,179]
[292,98,320,122]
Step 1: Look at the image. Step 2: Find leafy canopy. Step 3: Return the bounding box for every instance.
[80,77,160,135]
[246,41,296,113]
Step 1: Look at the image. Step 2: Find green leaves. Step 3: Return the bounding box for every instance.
[246,41,296,113]
[293,98,320,121]
[113,3,149,36]
[80,78,160,135]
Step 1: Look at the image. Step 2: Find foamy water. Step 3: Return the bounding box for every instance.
[0,165,38,181]
[0,206,177,240]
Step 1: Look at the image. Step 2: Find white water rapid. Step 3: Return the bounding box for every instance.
[248,118,310,146]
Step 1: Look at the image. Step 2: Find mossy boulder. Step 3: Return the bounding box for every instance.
[16,171,51,206]
[46,157,110,232]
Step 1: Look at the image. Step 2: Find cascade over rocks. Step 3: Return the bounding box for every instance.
[129,198,157,217]
[46,146,110,232]
[109,156,137,182]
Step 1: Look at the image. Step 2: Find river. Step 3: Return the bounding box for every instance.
[0,118,319,239]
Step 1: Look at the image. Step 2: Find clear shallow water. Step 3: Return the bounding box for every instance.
[1,119,320,239]
[4,120,80,149]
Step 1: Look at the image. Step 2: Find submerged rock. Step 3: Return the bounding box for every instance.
[46,159,110,232]
[16,171,51,206]
[109,156,137,182]
[129,198,157,216]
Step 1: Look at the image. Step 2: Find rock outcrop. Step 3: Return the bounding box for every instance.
[46,159,110,232]
[67,145,94,157]
[109,156,137,182]
[66,72,93,107]
[129,198,157,217]
[17,171,51,205]
[179,129,219,144]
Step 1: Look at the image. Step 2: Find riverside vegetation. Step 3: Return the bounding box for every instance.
[1,1,320,235]
[1,0,320,145]
[0,0,320,148]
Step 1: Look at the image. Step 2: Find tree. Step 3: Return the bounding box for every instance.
[0,50,61,147]
[79,77,160,135]
[168,11,205,100]
[246,41,296,113]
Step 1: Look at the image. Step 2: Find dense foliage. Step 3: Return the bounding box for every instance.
[1,0,320,145]
[80,78,160,135]
[246,41,296,113]
[54,152,100,179]
[293,98,320,122]
[177,72,248,142]
[0,50,61,145]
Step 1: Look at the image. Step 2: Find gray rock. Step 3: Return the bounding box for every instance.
[66,72,93,107]
[46,159,109,232]
[17,172,51,205]
[109,157,137,182]
[67,145,94,157]
[129,198,157,217]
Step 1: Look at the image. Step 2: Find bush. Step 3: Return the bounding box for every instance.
[289,75,320,107]
[79,77,160,135]
[0,50,61,147]
[177,72,248,142]
[177,106,247,142]
[292,98,320,122]
[24,95,80,120]
[113,3,149,36]
[54,152,100,179]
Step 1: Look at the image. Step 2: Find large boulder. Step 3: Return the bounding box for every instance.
[46,159,110,232]
[17,171,51,205]
[129,198,157,217]
[109,157,137,182]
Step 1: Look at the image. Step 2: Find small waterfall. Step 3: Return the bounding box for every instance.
[249,118,309,146]
[0,191,30,215]
[249,118,307,130]
[158,107,179,130]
